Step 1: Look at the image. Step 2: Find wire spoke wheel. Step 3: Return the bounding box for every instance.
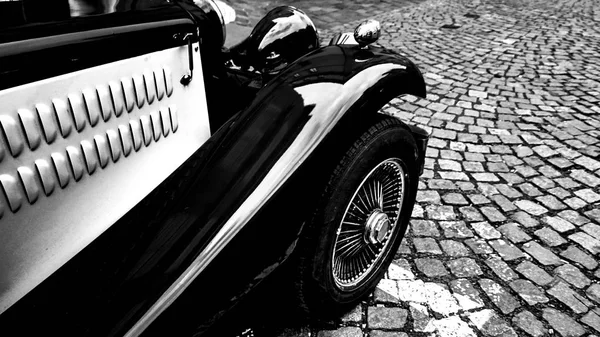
[332,158,406,290]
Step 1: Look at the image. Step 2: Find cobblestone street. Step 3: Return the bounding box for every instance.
[225,0,600,336]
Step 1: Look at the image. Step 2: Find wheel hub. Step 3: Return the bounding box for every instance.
[331,158,407,290]
[365,210,391,244]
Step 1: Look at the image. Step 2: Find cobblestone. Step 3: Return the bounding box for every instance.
[415,258,448,277]
[512,310,547,337]
[534,227,567,247]
[479,279,520,314]
[242,0,600,335]
[560,246,598,270]
[554,264,591,289]
[582,310,600,334]
[485,257,518,282]
[469,309,517,337]
[447,258,483,278]
[587,284,600,304]
[547,281,590,314]
[522,241,563,265]
[410,220,440,237]
[509,279,548,305]
[542,308,586,337]
[489,239,525,261]
[367,307,407,329]
[515,261,553,286]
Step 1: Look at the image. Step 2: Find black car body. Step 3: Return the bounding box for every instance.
[0,1,427,336]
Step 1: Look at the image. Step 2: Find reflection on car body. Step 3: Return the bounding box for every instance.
[0,1,428,336]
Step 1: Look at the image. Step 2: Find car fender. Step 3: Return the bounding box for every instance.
[126,45,427,335]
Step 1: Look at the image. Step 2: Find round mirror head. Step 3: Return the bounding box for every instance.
[354,20,381,47]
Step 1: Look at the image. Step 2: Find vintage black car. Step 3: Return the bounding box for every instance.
[0,0,428,336]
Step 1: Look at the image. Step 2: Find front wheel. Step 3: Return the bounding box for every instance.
[294,117,419,319]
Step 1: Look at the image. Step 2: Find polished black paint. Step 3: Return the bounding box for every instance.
[230,6,320,74]
[144,45,427,335]
[0,5,426,336]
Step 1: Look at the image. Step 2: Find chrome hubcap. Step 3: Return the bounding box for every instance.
[365,211,391,245]
[332,158,406,290]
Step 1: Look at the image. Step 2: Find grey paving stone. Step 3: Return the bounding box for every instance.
[547,281,590,314]
[485,256,518,282]
[439,171,470,181]
[439,221,474,238]
[471,221,501,239]
[459,206,484,221]
[560,246,598,270]
[317,327,363,337]
[428,179,457,190]
[569,232,600,254]
[542,308,586,337]
[465,238,494,255]
[367,307,407,329]
[410,220,440,237]
[416,190,441,204]
[533,145,558,158]
[582,223,600,239]
[480,206,508,222]
[490,195,517,212]
[582,309,600,334]
[574,188,600,203]
[558,210,590,226]
[587,284,600,304]
[441,192,469,205]
[468,309,517,336]
[536,195,567,210]
[447,258,483,277]
[518,183,543,198]
[425,205,457,220]
[522,241,563,265]
[450,279,484,311]
[564,197,588,209]
[532,176,556,190]
[415,258,448,277]
[413,238,442,254]
[438,159,462,171]
[479,279,520,314]
[498,223,531,243]
[585,209,600,224]
[509,279,549,305]
[512,310,547,337]
[469,194,491,205]
[408,303,430,332]
[515,261,554,286]
[512,211,539,228]
[477,183,500,196]
[489,239,525,261]
[570,169,600,187]
[341,305,362,323]
[369,331,407,337]
[574,156,600,171]
[554,264,591,288]
[534,227,567,247]
[542,216,576,233]
[515,200,548,216]
[439,240,470,257]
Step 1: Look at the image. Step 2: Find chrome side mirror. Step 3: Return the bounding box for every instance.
[354,20,381,48]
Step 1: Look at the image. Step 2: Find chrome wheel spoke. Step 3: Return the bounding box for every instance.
[332,158,407,290]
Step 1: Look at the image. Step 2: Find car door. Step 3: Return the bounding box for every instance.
[0,1,211,335]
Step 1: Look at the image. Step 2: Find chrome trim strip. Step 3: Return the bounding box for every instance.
[125,63,404,337]
[0,20,191,58]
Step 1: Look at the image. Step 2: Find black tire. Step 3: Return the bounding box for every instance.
[294,116,419,319]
